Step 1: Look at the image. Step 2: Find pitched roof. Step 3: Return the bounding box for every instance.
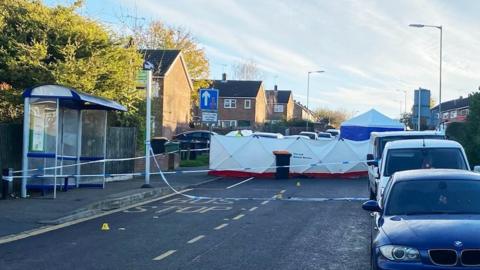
[139,49,180,76]
[341,108,404,129]
[210,80,263,98]
[431,96,470,111]
[265,90,292,104]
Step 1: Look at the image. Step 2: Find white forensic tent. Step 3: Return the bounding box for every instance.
[340,109,405,141]
[209,135,369,178]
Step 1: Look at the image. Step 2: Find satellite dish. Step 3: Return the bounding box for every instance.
[143,61,154,70]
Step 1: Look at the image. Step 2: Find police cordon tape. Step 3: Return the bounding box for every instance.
[2,147,371,202]
[10,148,210,175]
[4,158,373,180]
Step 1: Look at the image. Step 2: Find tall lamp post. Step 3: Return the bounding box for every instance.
[409,23,443,128]
[306,70,325,131]
[396,89,407,114]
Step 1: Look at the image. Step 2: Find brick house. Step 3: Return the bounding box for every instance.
[208,74,266,128]
[141,49,192,138]
[430,96,470,128]
[265,86,294,122]
[293,101,314,121]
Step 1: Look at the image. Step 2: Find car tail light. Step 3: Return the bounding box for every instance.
[429,249,457,266]
[462,250,480,266]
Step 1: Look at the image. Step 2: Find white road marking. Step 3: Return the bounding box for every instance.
[153,216,159,219]
[261,200,270,205]
[187,235,205,244]
[118,228,126,231]
[0,189,193,245]
[226,177,255,189]
[214,223,229,230]
[280,189,286,194]
[249,207,258,212]
[233,214,245,220]
[153,250,176,261]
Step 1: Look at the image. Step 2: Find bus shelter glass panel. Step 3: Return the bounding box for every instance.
[80,110,106,186]
[27,98,58,188]
[57,108,79,187]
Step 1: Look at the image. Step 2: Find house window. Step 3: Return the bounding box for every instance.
[450,110,457,118]
[244,99,251,109]
[238,120,251,127]
[274,104,284,113]
[224,99,236,108]
[442,112,449,119]
[218,120,237,128]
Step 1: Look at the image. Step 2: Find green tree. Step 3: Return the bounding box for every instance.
[132,20,210,102]
[0,0,143,123]
[465,92,480,166]
[312,108,352,128]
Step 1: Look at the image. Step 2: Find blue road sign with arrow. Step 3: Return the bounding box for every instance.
[199,88,219,111]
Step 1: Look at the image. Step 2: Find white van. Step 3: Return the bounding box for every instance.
[373,139,470,202]
[367,131,445,199]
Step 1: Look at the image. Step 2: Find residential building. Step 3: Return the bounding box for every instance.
[208,74,266,128]
[411,88,431,130]
[293,101,314,121]
[141,49,193,138]
[265,85,294,122]
[431,96,470,127]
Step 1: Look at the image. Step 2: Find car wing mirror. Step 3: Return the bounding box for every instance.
[474,166,480,173]
[362,200,381,212]
[366,154,377,166]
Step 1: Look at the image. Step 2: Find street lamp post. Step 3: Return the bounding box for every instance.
[417,89,421,131]
[396,89,407,114]
[306,70,325,131]
[409,23,443,128]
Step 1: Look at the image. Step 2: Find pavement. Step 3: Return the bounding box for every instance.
[0,176,371,270]
[0,170,217,238]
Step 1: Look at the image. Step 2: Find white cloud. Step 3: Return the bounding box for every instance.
[106,0,480,117]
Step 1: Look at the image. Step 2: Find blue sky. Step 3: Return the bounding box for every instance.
[45,0,480,118]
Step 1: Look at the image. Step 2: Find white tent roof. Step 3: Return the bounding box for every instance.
[341,109,404,128]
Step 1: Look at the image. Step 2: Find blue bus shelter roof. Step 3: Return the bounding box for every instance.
[23,84,127,111]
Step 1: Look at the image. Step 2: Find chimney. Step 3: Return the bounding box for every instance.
[274,85,278,91]
[222,73,227,81]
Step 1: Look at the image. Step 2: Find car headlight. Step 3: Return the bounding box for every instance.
[379,245,420,262]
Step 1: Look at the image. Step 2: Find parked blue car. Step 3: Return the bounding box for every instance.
[363,169,480,269]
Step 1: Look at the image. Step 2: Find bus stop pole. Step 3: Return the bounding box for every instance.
[142,69,153,188]
[21,98,30,198]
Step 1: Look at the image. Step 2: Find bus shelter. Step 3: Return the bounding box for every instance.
[21,84,127,198]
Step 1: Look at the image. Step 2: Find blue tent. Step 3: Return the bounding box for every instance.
[340,109,404,141]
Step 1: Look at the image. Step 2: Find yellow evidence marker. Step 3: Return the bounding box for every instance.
[101,223,110,231]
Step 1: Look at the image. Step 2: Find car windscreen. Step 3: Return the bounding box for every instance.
[386,180,480,215]
[300,133,316,139]
[318,133,331,138]
[327,131,339,136]
[377,135,444,157]
[384,148,467,177]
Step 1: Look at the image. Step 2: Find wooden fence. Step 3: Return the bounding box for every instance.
[0,124,23,171]
[106,127,137,175]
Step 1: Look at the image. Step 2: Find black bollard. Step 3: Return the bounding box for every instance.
[2,168,12,199]
[63,177,69,192]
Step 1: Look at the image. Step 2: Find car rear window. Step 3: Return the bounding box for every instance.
[384,148,467,177]
[377,135,444,158]
[386,180,480,215]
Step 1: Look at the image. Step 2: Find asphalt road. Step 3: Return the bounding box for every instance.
[0,177,371,270]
